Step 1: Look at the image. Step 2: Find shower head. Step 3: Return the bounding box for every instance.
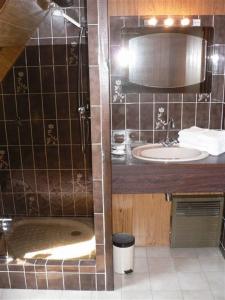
[50,1,82,29]
[53,0,73,7]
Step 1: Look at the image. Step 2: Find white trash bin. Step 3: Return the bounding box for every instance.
[113,233,135,274]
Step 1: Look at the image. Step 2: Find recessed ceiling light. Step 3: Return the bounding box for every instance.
[181,17,190,26]
[164,17,174,27]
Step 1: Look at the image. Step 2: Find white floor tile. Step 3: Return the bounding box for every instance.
[1,289,64,300]
[0,247,224,300]
[199,257,225,272]
[204,271,225,292]
[177,272,209,291]
[173,257,201,273]
[150,272,180,291]
[134,258,149,273]
[91,290,121,300]
[148,258,175,273]
[122,290,152,300]
[211,289,225,300]
[152,290,183,300]
[135,247,147,258]
[170,248,197,258]
[114,274,123,290]
[196,247,222,259]
[147,247,171,258]
[122,273,151,291]
[182,290,214,300]
[61,291,92,300]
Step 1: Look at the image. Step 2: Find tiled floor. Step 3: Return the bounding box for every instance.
[0,247,224,300]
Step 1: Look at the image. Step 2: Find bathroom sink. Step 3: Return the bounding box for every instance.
[132,144,209,162]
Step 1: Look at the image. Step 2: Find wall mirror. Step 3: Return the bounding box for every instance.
[120,27,214,93]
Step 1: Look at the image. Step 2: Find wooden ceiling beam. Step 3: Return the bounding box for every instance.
[0,0,50,47]
[109,0,225,16]
[0,0,51,81]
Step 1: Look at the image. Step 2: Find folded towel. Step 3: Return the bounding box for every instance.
[178,126,225,156]
[179,139,225,156]
[179,126,225,140]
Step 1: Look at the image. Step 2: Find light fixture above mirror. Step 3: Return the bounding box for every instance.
[164,17,174,27]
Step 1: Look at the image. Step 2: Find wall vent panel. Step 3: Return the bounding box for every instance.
[171,195,224,248]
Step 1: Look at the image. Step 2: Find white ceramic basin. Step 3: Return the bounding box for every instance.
[132,144,209,162]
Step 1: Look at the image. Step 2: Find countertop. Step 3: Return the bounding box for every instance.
[112,152,225,194]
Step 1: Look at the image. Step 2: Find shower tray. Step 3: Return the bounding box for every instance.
[1,217,95,261]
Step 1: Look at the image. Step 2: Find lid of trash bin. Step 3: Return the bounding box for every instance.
[112,233,135,248]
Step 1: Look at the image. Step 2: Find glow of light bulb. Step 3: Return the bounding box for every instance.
[116,47,131,68]
[164,17,174,27]
[211,54,219,64]
[181,17,190,26]
[147,17,158,26]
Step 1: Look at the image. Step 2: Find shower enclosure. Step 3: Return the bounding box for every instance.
[0,0,95,282]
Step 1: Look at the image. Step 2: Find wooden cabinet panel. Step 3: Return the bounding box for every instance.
[109,0,225,16]
[112,194,171,246]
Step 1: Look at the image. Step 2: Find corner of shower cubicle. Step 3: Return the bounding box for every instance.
[0,0,102,291]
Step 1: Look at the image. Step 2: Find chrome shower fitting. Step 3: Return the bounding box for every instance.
[50,1,82,29]
[0,218,12,232]
[78,105,90,119]
[53,0,73,7]
[0,218,13,262]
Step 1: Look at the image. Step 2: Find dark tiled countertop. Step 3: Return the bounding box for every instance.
[112,153,225,194]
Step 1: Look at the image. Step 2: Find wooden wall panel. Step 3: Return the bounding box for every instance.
[0,0,50,81]
[109,0,225,16]
[0,0,6,9]
[112,194,171,246]
[0,46,23,80]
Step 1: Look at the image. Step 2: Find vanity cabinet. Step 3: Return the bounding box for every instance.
[112,155,225,251]
[112,193,225,247]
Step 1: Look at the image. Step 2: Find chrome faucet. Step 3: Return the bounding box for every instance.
[161,118,177,147]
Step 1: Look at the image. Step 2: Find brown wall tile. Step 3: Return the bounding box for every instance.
[63,273,80,290]
[97,274,105,291]
[10,272,26,289]
[0,272,10,288]
[47,273,64,290]
[25,272,37,289]
[93,181,103,213]
[89,67,100,105]
[88,25,99,66]
[80,274,96,290]
[36,273,47,289]
[94,213,104,244]
[91,106,101,144]
[92,144,102,180]
[96,244,106,273]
